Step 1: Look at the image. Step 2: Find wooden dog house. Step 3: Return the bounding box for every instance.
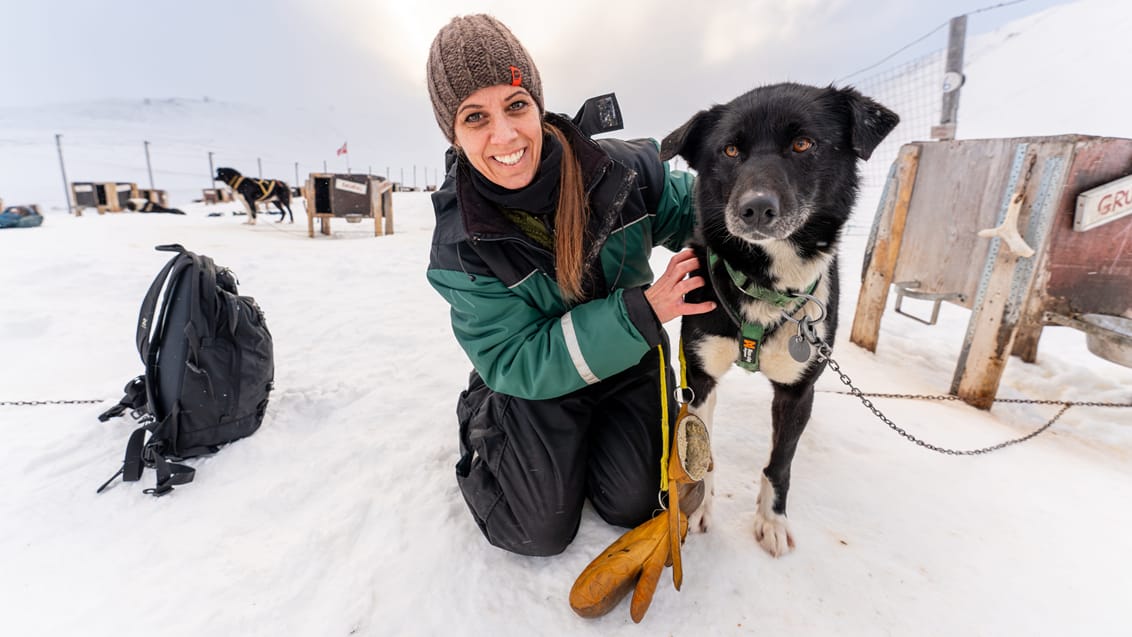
[303,173,394,238]
[852,135,1132,409]
[202,188,234,204]
[138,189,169,207]
[70,182,138,214]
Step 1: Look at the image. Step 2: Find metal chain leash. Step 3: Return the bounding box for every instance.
[0,399,105,407]
[812,341,1132,456]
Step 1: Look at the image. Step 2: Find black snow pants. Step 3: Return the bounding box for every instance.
[455,346,675,556]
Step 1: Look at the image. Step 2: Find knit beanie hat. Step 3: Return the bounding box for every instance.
[426,14,544,143]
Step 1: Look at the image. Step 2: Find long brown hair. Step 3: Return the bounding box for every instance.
[544,122,589,303]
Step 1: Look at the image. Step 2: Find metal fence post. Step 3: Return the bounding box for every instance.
[144,140,155,190]
[55,134,73,215]
[933,15,967,140]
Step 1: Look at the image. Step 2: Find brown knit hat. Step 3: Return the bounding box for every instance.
[426,14,544,143]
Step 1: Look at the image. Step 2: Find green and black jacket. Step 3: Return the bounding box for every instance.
[427,113,696,400]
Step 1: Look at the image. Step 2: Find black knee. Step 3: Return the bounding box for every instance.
[458,460,582,557]
[589,485,658,529]
[496,517,579,557]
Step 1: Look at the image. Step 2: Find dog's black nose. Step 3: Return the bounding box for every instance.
[739,192,779,224]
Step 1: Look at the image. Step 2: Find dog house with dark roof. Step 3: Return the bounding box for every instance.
[201,188,234,204]
[138,189,169,207]
[303,173,394,238]
[70,182,138,215]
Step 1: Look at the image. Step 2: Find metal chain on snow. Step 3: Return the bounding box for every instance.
[0,399,105,407]
[811,340,1132,456]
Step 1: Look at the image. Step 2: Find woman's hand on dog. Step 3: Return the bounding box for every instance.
[645,249,716,324]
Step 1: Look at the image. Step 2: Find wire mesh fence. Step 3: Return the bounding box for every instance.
[850,47,947,194]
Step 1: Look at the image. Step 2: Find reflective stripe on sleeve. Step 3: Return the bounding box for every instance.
[560,312,600,385]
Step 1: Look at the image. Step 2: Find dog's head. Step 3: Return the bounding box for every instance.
[215,167,240,182]
[661,83,898,247]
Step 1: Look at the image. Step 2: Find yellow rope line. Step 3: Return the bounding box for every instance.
[658,342,670,491]
[678,337,689,392]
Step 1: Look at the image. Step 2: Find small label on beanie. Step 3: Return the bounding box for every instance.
[509,65,522,87]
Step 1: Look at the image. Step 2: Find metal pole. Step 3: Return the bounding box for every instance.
[257,157,263,178]
[294,161,300,186]
[143,140,155,190]
[208,151,215,186]
[55,134,73,215]
[346,154,351,174]
[413,165,417,189]
[386,166,390,180]
[323,160,328,172]
[934,14,967,140]
[400,168,404,187]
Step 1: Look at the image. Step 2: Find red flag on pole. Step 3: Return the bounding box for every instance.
[336,142,348,156]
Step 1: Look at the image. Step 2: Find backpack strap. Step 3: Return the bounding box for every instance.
[96,426,147,493]
[96,427,196,496]
[144,448,195,497]
[137,245,193,361]
[97,376,147,422]
[188,252,220,338]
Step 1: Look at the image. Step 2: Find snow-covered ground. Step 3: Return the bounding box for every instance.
[3,1,1132,635]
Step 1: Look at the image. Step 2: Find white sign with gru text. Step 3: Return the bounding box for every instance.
[1076,173,1132,231]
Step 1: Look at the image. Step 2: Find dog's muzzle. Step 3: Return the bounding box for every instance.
[739,191,780,230]
[728,190,795,240]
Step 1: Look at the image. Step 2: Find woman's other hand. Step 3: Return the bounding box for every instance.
[644,249,716,324]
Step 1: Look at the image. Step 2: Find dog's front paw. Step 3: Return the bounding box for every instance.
[754,510,795,556]
[686,472,714,533]
[754,475,795,556]
[687,496,713,533]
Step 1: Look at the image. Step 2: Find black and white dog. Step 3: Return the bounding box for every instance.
[215,167,295,224]
[659,83,898,556]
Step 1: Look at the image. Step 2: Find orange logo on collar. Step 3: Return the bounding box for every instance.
[509,65,522,87]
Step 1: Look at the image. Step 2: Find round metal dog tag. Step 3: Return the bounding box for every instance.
[788,335,811,362]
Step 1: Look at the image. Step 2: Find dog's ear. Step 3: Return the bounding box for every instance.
[659,107,722,170]
[835,87,899,161]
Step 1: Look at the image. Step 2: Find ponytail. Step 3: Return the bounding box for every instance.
[544,123,589,303]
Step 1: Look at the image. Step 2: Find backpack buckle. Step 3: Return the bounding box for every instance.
[143,484,175,497]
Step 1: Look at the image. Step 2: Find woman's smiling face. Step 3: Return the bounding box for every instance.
[453,84,543,190]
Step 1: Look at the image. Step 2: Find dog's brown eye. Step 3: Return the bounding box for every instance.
[792,137,814,153]
[723,145,740,158]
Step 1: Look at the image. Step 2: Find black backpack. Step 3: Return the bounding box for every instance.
[98,244,274,496]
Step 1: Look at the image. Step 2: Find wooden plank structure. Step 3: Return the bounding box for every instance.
[852,135,1132,409]
[138,189,169,207]
[70,182,138,215]
[303,173,394,238]
[202,188,234,204]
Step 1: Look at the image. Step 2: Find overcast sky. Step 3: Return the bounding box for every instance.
[3,0,1073,171]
